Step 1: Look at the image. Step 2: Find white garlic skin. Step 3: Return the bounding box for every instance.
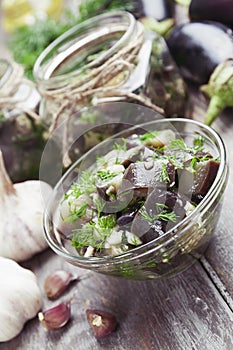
[0,257,42,342]
[0,180,52,261]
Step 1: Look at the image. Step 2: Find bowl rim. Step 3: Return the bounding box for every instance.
[43,117,228,265]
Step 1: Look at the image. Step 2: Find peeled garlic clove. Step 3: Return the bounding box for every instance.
[38,301,71,330]
[44,270,77,299]
[86,309,117,338]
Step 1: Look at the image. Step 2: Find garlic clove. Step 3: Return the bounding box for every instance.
[38,301,71,330]
[86,309,117,338]
[44,270,78,299]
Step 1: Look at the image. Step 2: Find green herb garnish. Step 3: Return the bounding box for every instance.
[65,170,95,202]
[65,204,88,222]
[113,138,127,152]
[140,204,177,224]
[96,156,107,166]
[93,199,105,218]
[71,223,99,250]
[139,130,160,141]
[169,138,188,151]
[167,154,184,169]
[97,169,118,181]
[97,215,117,229]
[71,214,117,251]
[193,135,204,150]
[159,162,170,183]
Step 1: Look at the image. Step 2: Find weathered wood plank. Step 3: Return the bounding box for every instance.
[0,250,232,350]
[190,88,233,297]
[204,185,233,298]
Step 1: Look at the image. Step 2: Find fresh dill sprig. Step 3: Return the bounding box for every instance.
[159,162,170,183]
[188,154,213,173]
[188,157,198,173]
[71,214,117,250]
[94,198,105,218]
[139,130,160,141]
[170,136,205,154]
[139,203,177,224]
[96,156,108,166]
[113,138,127,152]
[97,169,118,181]
[65,204,88,222]
[65,169,95,201]
[98,215,117,229]
[71,223,99,250]
[167,155,184,169]
[169,138,188,151]
[193,135,205,150]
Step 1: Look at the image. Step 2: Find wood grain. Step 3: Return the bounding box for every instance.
[0,250,232,350]
[191,89,233,297]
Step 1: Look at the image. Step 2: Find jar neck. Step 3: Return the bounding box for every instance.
[33,11,141,92]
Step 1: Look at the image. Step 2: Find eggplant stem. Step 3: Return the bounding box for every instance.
[204,95,224,126]
[140,17,175,37]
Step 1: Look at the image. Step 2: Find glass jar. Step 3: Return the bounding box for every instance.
[33,11,188,131]
[43,117,228,280]
[0,58,45,181]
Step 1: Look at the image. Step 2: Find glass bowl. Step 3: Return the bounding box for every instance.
[43,118,228,280]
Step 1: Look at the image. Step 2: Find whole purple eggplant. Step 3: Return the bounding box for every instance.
[189,0,233,28]
[167,21,233,84]
[132,0,173,20]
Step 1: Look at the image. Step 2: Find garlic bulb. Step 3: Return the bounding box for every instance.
[0,150,52,261]
[0,257,42,342]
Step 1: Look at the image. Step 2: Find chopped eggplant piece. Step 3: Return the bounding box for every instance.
[177,159,219,198]
[131,187,187,242]
[117,203,142,226]
[118,159,175,195]
[192,160,220,196]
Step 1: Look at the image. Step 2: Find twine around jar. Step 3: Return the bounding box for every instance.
[38,24,165,138]
[0,59,40,121]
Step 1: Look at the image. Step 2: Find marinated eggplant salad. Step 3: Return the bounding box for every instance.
[59,129,220,258]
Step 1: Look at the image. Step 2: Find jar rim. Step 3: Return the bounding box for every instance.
[43,118,228,267]
[33,11,137,84]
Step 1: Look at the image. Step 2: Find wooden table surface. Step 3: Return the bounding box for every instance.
[0,5,233,349]
[0,90,233,350]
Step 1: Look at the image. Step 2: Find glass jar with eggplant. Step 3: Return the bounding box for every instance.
[43,116,228,280]
[33,11,188,144]
[0,58,45,181]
